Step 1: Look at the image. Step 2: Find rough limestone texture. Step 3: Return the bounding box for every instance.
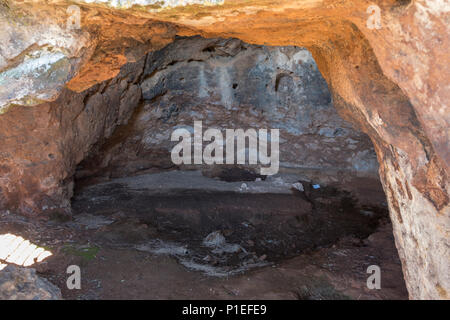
[0,56,145,215]
[0,0,448,299]
[0,1,95,113]
[76,36,377,180]
[0,265,62,300]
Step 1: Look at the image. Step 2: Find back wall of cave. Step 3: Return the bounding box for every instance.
[76,36,378,183]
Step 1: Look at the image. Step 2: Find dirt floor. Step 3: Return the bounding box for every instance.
[0,171,408,300]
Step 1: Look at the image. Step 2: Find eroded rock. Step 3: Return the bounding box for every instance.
[76,37,377,181]
[0,265,62,300]
[0,0,448,299]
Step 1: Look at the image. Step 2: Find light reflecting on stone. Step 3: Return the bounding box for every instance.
[0,233,52,269]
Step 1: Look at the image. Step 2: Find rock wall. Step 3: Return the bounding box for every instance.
[0,2,183,215]
[0,56,145,215]
[0,0,448,299]
[76,36,377,181]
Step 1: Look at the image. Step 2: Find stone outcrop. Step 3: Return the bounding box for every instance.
[0,56,145,215]
[0,265,62,300]
[0,0,448,299]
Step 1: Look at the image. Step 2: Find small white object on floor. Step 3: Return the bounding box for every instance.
[203,231,242,254]
[292,182,304,192]
[239,183,249,192]
[203,231,226,247]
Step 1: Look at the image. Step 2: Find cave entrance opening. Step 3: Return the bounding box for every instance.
[68,37,406,298]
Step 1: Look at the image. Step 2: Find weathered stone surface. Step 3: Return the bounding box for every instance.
[0,0,448,299]
[0,57,145,215]
[0,1,95,113]
[76,37,377,180]
[0,265,62,300]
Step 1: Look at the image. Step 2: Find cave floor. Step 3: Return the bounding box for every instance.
[0,171,408,300]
